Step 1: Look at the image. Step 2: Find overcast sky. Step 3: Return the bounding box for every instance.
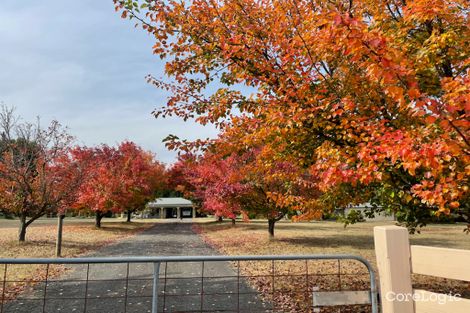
[0,0,218,164]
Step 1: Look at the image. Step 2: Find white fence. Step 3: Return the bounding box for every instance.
[374,225,470,313]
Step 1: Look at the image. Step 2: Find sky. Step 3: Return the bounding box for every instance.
[0,0,218,164]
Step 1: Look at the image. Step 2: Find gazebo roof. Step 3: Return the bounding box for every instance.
[147,197,193,208]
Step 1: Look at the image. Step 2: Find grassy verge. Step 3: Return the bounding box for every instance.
[194,220,470,312]
[0,220,152,300]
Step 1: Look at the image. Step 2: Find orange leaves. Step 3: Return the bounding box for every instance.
[116,0,469,222]
[0,108,83,229]
[384,85,405,105]
[403,0,465,23]
[407,87,421,100]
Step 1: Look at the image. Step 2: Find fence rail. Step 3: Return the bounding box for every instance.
[374,225,470,313]
[0,254,378,313]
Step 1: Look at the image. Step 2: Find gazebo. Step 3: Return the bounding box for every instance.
[144,197,196,219]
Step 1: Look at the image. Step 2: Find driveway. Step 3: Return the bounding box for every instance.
[2,223,267,313]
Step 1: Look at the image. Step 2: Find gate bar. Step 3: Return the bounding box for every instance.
[152,262,160,313]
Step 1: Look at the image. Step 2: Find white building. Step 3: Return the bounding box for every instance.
[144,197,197,219]
[342,203,395,222]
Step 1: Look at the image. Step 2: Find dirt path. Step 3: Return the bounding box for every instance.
[2,223,266,313]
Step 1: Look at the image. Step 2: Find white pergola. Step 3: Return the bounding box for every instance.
[146,197,196,219]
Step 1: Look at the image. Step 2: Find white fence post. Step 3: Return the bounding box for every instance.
[374,226,414,313]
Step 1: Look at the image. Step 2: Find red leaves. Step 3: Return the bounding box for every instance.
[0,111,83,223]
[333,14,343,26]
[73,142,166,215]
[170,153,246,219]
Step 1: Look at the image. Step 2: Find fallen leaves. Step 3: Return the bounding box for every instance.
[0,221,150,301]
[195,221,470,311]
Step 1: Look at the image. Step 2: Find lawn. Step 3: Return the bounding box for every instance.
[0,218,152,300]
[194,220,470,312]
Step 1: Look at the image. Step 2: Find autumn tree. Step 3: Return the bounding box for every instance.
[0,105,85,241]
[74,142,166,227]
[115,0,470,232]
[113,142,167,223]
[73,145,122,227]
[233,150,320,236]
[167,155,202,212]
[117,0,469,232]
[177,153,245,223]
[176,149,318,236]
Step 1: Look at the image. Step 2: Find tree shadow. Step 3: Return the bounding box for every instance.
[275,233,374,250]
[408,236,465,248]
[213,221,342,233]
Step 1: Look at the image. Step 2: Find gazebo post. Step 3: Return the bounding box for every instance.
[192,205,196,218]
[176,207,181,219]
[162,207,166,219]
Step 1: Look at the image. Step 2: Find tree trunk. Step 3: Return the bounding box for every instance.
[268,218,275,237]
[126,210,132,223]
[217,216,223,222]
[231,218,236,226]
[95,212,103,228]
[18,213,46,242]
[18,215,27,242]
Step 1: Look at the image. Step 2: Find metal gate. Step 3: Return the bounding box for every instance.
[0,255,378,313]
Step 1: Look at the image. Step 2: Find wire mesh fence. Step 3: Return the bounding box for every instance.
[0,255,378,313]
